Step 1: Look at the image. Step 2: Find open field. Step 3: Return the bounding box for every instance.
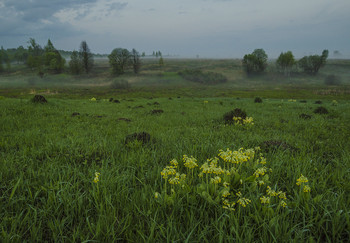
[1,59,350,241]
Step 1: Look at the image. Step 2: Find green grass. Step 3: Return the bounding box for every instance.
[1,96,349,242]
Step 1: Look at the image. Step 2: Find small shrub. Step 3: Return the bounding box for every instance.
[299,100,307,103]
[31,95,47,104]
[315,100,322,104]
[110,79,130,89]
[223,108,247,124]
[254,97,263,103]
[314,106,329,114]
[72,112,80,117]
[325,74,341,85]
[113,100,120,103]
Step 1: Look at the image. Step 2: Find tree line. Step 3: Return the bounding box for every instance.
[242,49,329,76]
[1,38,330,77]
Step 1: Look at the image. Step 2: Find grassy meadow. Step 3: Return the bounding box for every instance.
[0,58,350,242]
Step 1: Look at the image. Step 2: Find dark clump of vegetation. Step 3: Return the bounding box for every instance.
[254,97,263,103]
[314,106,329,114]
[151,109,164,115]
[31,95,47,103]
[223,108,247,124]
[113,99,120,103]
[299,100,307,103]
[299,113,312,120]
[324,74,341,85]
[261,140,297,153]
[125,132,151,145]
[315,100,322,104]
[117,118,131,122]
[178,69,227,85]
[71,112,80,117]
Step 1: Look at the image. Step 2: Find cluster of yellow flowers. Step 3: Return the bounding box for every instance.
[157,147,311,212]
[296,174,311,193]
[200,157,225,176]
[90,97,97,101]
[233,116,254,126]
[218,147,255,164]
[288,99,297,102]
[183,155,198,169]
[93,172,100,183]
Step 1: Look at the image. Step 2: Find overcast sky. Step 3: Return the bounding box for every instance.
[0,0,349,58]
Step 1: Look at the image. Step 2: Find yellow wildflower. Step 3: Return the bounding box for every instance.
[223,201,236,211]
[183,155,198,169]
[169,159,178,168]
[279,200,287,208]
[222,189,230,198]
[210,176,222,184]
[223,182,230,188]
[237,197,251,207]
[278,191,287,200]
[93,172,100,183]
[303,185,311,193]
[266,186,278,196]
[260,196,270,204]
[160,166,176,179]
[204,100,209,104]
[90,97,97,101]
[254,167,267,178]
[296,174,308,186]
[154,192,160,199]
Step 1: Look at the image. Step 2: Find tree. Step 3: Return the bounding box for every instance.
[79,41,94,73]
[108,48,130,75]
[276,51,295,76]
[131,48,141,74]
[27,38,44,70]
[69,50,82,74]
[43,39,65,73]
[298,50,328,74]
[242,49,268,74]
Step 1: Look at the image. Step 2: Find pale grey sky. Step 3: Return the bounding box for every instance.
[0,0,349,58]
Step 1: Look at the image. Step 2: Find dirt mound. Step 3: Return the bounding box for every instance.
[151,109,164,115]
[223,108,247,124]
[118,118,131,122]
[72,112,80,117]
[314,107,329,114]
[31,95,47,104]
[299,113,312,119]
[125,132,151,145]
[254,97,263,103]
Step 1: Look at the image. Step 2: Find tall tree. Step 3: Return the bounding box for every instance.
[108,48,130,75]
[44,39,65,73]
[276,51,295,76]
[26,38,44,71]
[298,50,328,74]
[242,49,268,74]
[79,41,94,73]
[69,50,82,74]
[131,48,141,74]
